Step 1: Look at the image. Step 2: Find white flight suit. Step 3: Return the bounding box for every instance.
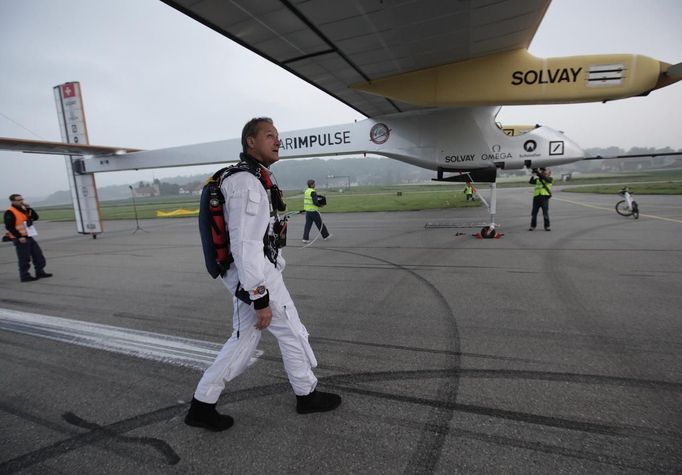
[194,168,318,403]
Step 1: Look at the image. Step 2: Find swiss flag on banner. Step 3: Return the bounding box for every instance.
[62,83,76,98]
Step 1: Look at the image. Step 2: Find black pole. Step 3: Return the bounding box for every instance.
[129,185,145,233]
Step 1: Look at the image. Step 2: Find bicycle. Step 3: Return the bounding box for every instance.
[615,187,639,219]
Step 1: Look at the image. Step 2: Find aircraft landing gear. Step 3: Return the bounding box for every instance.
[425,168,502,237]
[474,182,503,238]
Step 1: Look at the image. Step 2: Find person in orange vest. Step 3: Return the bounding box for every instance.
[4,194,52,282]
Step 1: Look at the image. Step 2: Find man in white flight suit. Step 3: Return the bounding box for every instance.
[185,117,342,431]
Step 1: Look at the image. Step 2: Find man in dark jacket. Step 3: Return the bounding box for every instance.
[4,194,53,282]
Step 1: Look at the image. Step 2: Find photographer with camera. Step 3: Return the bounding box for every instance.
[4,194,53,282]
[302,179,332,243]
[528,168,553,231]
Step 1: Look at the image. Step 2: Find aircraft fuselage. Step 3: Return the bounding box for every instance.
[81,107,584,175]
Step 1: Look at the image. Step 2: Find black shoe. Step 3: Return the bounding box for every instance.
[545,227,551,231]
[36,272,53,278]
[296,390,342,414]
[184,397,234,431]
[528,227,534,231]
[20,275,39,282]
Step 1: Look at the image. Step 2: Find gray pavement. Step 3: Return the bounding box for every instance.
[0,187,681,473]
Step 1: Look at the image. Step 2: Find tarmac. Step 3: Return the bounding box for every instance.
[1,186,681,473]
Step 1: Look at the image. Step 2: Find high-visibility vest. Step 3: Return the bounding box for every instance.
[303,188,319,211]
[464,184,473,195]
[5,206,29,239]
[533,178,553,197]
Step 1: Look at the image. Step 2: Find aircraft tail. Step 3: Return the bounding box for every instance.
[53,82,103,236]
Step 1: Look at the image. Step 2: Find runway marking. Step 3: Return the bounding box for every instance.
[0,308,262,370]
[554,197,682,223]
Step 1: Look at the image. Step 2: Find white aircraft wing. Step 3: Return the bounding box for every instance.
[160,0,550,117]
[0,137,141,156]
[583,152,682,161]
[162,0,682,112]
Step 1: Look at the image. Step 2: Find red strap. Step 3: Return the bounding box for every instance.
[260,168,273,189]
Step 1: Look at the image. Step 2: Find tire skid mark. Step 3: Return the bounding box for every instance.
[311,335,542,363]
[62,412,180,465]
[323,384,681,442]
[0,383,290,474]
[3,374,678,473]
[325,368,682,392]
[369,412,672,472]
[319,247,461,474]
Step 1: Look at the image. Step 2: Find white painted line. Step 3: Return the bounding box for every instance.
[0,308,263,370]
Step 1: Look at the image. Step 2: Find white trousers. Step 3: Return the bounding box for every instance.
[194,264,318,403]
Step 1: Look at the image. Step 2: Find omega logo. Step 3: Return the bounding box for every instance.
[524,140,537,152]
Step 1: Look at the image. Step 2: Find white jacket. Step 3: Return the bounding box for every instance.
[221,169,285,303]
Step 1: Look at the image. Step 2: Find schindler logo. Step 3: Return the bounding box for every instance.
[524,140,537,152]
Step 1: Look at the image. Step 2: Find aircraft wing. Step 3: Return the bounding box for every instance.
[583,151,682,161]
[0,137,141,156]
[160,0,550,117]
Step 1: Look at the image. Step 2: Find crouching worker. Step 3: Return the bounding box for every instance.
[186,117,341,432]
[463,181,475,201]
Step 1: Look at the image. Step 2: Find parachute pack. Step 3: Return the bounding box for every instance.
[199,159,287,279]
[199,166,232,278]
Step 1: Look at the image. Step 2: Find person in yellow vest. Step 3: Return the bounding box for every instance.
[528,168,553,231]
[302,179,331,243]
[4,194,53,282]
[463,181,475,201]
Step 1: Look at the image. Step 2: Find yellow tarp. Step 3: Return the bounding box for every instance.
[156,208,199,217]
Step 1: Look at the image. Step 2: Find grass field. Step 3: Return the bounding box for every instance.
[36,184,479,221]
[292,185,480,213]
[558,169,682,195]
[34,169,682,221]
[562,182,682,194]
[499,168,682,190]
[36,195,204,221]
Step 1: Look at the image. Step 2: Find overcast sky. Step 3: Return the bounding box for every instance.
[1,0,681,201]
